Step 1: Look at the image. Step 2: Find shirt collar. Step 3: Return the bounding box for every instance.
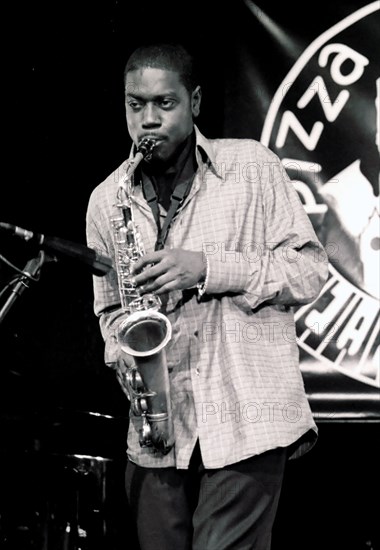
[193,125,221,178]
[127,124,221,178]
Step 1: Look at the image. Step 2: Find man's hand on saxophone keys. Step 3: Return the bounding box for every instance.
[131,248,207,294]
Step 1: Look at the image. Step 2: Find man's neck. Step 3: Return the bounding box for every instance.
[140,131,197,211]
[142,132,195,177]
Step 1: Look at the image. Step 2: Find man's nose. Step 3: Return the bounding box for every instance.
[142,104,160,127]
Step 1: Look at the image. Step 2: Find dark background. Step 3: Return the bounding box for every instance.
[1,1,379,549]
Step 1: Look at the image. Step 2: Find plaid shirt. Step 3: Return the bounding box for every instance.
[86,126,328,469]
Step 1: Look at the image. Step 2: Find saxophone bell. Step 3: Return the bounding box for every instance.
[118,309,174,455]
[118,309,172,357]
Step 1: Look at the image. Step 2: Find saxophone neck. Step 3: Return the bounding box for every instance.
[116,137,156,206]
[116,170,133,208]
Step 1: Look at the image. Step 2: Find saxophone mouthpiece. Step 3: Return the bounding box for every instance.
[137,137,156,160]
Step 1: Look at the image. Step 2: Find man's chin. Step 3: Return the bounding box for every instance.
[150,145,174,164]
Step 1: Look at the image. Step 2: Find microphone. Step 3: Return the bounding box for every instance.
[0,222,113,276]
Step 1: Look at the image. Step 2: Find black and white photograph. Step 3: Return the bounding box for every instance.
[1,1,379,549]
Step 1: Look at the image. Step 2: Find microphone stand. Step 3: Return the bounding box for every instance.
[0,251,52,326]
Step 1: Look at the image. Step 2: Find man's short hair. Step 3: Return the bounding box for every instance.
[124,42,200,93]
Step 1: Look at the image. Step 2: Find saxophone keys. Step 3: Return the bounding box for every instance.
[132,397,142,416]
[139,416,153,448]
[139,397,149,413]
[131,396,148,417]
[131,370,144,392]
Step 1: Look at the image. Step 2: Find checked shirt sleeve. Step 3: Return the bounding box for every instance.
[203,145,329,310]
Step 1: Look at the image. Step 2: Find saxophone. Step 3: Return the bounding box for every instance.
[111,137,174,455]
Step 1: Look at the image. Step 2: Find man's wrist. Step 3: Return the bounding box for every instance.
[197,252,209,297]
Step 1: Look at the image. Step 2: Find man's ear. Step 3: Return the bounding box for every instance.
[191,86,202,118]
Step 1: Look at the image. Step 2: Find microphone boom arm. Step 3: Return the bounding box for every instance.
[0,222,113,276]
[0,252,46,326]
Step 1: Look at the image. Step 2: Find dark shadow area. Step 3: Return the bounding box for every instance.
[272,422,380,550]
[0,422,378,549]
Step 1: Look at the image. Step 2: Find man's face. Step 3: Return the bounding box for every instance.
[125,67,201,163]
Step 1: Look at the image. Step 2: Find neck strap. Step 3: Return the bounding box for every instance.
[143,176,193,250]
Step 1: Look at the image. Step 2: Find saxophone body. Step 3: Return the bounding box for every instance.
[112,138,174,455]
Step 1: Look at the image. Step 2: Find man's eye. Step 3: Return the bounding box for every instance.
[160,99,175,109]
[128,101,142,111]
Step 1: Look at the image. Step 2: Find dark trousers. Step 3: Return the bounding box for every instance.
[125,443,286,550]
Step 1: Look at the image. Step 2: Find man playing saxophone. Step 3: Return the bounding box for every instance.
[86,42,328,550]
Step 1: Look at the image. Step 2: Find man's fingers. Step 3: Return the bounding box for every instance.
[132,250,167,274]
[133,261,168,286]
[129,249,202,293]
[140,272,174,293]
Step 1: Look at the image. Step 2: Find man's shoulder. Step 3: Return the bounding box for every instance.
[89,160,127,202]
[206,136,278,163]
